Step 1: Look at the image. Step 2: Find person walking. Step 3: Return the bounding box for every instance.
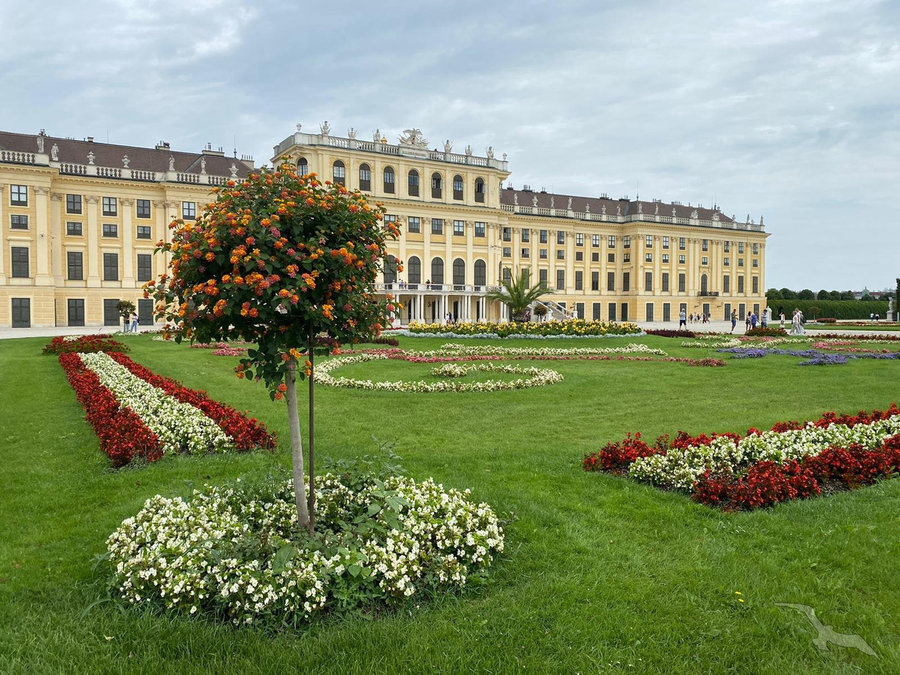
[130,311,139,333]
[679,307,687,330]
[745,312,752,332]
[730,309,737,333]
[779,311,786,330]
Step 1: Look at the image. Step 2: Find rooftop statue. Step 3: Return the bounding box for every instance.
[398,129,428,148]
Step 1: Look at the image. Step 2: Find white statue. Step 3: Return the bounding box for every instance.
[200,157,207,174]
[347,127,357,140]
[374,128,381,142]
[567,197,572,210]
[296,122,302,132]
[486,146,494,159]
[617,204,621,216]
[550,196,555,209]
[398,129,428,147]
[672,207,677,217]
[532,194,538,207]
[50,143,59,161]
[169,155,175,171]
[638,202,643,214]
[87,151,95,165]
[36,134,45,153]
[320,121,330,135]
[654,202,659,215]
[691,209,699,219]
[502,152,507,161]
[230,163,238,178]
[465,144,472,156]
[122,154,130,168]
[443,139,452,154]
[585,203,591,214]
[514,193,518,206]
[601,204,606,216]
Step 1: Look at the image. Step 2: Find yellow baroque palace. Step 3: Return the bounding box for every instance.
[1,126,768,328]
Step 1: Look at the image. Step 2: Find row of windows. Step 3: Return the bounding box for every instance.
[298,159,488,202]
[394,216,488,237]
[8,294,153,328]
[5,187,197,221]
[8,247,152,281]
[60,222,153,239]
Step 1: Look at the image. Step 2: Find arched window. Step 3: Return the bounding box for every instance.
[383,255,398,285]
[383,166,395,194]
[407,256,421,286]
[431,172,442,199]
[474,177,485,203]
[453,258,466,288]
[430,257,444,286]
[297,157,309,176]
[332,160,345,186]
[359,163,371,191]
[701,274,709,294]
[452,175,464,200]
[474,259,486,287]
[408,169,419,197]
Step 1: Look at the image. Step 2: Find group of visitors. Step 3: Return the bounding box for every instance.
[790,308,806,335]
[124,311,140,333]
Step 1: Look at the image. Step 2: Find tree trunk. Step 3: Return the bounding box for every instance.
[285,363,310,530]
[306,334,316,535]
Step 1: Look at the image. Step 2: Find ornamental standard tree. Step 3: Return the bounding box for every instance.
[147,162,398,532]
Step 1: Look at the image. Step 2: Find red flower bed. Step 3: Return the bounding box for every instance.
[43,335,128,355]
[582,432,664,473]
[58,353,161,467]
[107,352,276,451]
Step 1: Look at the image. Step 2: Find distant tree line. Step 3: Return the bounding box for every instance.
[765,288,889,320]
[767,288,881,302]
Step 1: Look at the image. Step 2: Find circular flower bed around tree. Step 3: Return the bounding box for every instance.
[106,470,504,628]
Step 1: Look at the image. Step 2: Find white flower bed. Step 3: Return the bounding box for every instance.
[106,474,504,626]
[316,353,564,392]
[79,351,233,455]
[431,363,469,378]
[436,342,666,357]
[629,414,900,490]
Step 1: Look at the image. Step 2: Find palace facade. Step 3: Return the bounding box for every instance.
[0,126,768,328]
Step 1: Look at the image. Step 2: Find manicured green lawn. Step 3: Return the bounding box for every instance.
[806,323,900,332]
[1,334,898,674]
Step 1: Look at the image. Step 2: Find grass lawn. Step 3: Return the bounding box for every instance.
[1,333,898,674]
[806,323,900,332]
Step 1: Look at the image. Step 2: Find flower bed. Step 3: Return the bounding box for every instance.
[106,470,504,627]
[582,405,900,510]
[58,351,275,466]
[43,334,128,355]
[404,318,641,338]
[717,346,900,366]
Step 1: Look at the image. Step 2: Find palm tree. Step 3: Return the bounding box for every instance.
[485,268,553,322]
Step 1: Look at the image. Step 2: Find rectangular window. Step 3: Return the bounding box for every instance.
[607,253,615,263]
[502,227,511,241]
[724,241,730,253]
[738,276,745,293]
[608,303,616,321]
[66,194,82,214]
[623,235,631,249]
[521,228,530,243]
[591,252,599,262]
[574,302,584,319]
[678,273,686,292]
[723,257,730,266]
[539,229,548,244]
[592,234,600,247]
[556,269,565,290]
[136,225,152,240]
[102,223,118,237]
[67,299,85,327]
[66,221,83,236]
[752,276,759,294]
[623,252,630,263]
[645,302,654,321]
[622,272,630,292]
[556,249,565,260]
[608,235,616,248]
[408,217,421,233]
[575,251,583,262]
[10,215,28,230]
[556,231,565,245]
[752,243,759,255]
[607,271,615,292]
[11,247,29,277]
[752,259,759,268]
[473,221,485,237]
[453,220,465,236]
[645,235,653,248]
[384,214,397,228]
[11,298,30,328]
[679,237,686,250]
[575,270,583,290]
[538,269,548,287]
[663,302,671,322]
[431,218,443,235]
[103,299,120,326]
[521,248,530,258]
[645,253,652,263]
[539,249,547,259]
[645,271,652,291]
[662,254,669,263]
[662,272,669,292]
[138,298,154,326]
[137,199,152,219]
[662,236,670,249]
[10,184,27,206]
[576,233,584,246]
[723,275,730,293]
[67,251,83,280]
[702,239,708,251]
[591,271,599,291]
[701,256,708,265]
[102,196,117,216]
[679,254,686,264]
[738,242,745,254]
[592,302,602,320]
[137,253,152,282]
[103,252,119,281]
[502,247,511,257]
[738,258,744,267]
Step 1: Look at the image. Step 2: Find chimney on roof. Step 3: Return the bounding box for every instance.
[155,141,170,150]
[523,184,532,192]
[86,136,94,143]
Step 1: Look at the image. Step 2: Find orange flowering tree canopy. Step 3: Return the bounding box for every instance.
[147,162,399,395]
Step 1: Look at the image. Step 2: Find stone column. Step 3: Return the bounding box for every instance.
[86,196,101,286]
[50,193,64,286]
[121,198,135,285]
[34,186,52,285]
[0,185,6,283]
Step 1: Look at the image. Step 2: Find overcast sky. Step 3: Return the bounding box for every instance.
[2,0,898,292]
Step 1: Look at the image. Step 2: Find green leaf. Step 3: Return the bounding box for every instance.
[348,564,361,577]
[367,501,382,516]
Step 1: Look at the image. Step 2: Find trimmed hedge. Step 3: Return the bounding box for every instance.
[767,299,888,320]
